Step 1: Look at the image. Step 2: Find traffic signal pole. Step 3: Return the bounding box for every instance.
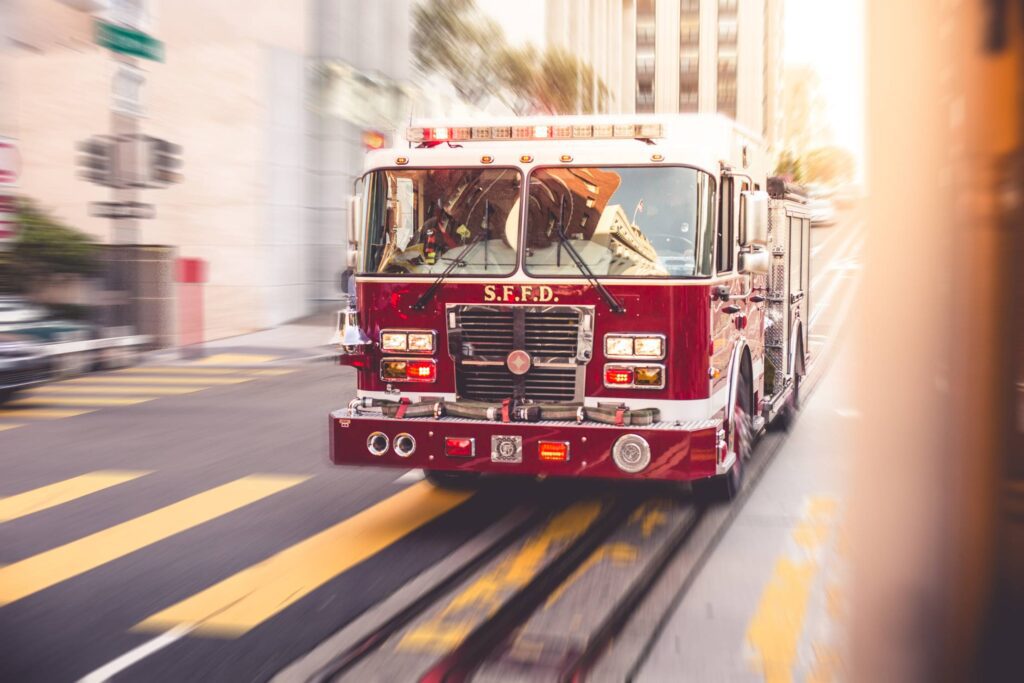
[110,53,140,246]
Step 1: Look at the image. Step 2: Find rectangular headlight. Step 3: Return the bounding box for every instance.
[407,332,434,353]
[604,336,635,358]
[633,337,664,358]
[604,334,665,359]
[381,332,407,352]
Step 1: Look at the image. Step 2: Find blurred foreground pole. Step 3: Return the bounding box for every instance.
[856,1,1021,681]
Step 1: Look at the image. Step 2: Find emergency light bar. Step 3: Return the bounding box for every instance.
[406,122,664,144]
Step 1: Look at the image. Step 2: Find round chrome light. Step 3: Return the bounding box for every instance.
[367,432,389,456]
[394,433,417,458]
[612,434,651,473]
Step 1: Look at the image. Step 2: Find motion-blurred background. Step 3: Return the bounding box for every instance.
[1,1,1021,682]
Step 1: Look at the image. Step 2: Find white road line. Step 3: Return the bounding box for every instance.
[394,469,425,484]
[77,624,196,683]
[811,221,857,257]
[810,236,865,329]
[811,226,863,290]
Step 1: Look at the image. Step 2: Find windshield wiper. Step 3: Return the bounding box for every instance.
[554,195,626,314]
[412,201,489,311]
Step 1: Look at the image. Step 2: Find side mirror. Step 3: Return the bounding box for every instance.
[339,267,354,294]
[739,190,769,247]
[739,250,770,275]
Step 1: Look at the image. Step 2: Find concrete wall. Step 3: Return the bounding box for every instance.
[7,0,312,340]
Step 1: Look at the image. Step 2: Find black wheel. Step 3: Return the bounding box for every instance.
[695,368,752,501]
[773,339,804,432]
[423,470,482,490]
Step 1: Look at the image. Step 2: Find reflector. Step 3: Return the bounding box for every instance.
[538,441,570,462]
[445,437,475,457]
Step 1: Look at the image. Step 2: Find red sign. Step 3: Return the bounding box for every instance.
[175,257,207,284]
[0,139,20,186]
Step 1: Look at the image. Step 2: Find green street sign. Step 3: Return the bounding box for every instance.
[94,19,164,62]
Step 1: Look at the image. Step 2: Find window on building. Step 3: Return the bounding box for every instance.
[718,18,738,44]
[680,1,699,114]
[637,0,657,113]
[717,0,738,119]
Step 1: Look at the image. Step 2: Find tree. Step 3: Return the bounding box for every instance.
[802,146,856,185]
[412,0,607,114]
[0,197,100,293]
[773,150,804,183]
[779,66,831,158]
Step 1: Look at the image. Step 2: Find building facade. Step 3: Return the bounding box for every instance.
[0,0,427,342]
[546,0,782,147]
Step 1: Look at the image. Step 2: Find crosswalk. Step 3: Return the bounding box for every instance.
[0,354,297,432]
[0,469,471,638]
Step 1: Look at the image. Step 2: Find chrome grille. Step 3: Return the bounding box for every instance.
[449,305,591,403]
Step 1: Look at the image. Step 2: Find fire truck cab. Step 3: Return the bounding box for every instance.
[329,115,810,499]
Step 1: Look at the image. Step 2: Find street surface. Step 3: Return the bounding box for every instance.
[0,211,862,682]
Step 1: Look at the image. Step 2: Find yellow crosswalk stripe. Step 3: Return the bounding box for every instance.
[0,424,23,432]
[7,396,155,407]
[113,367,295,376]
[192,353,279,365]
[0,470,150,523]
[63,376,252,386]
[134,481,471,637]
[0,408,94,419]
[0,474,308,607]
[30,385,204,396]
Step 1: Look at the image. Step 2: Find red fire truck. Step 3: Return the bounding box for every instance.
[329,116,810,499]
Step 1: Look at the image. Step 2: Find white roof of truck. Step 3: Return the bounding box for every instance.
[364,114,767,180]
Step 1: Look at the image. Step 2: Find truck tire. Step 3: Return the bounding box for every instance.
[695,369,752,501]
[772,338,804,432]
[424,470,482,490]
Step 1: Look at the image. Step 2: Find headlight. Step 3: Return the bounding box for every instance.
[380,330,435,354]
[407,332,434,353]
[381,332,407,352]
[633,337,664,358]
[604,334,665,359]
[604,336,635,358]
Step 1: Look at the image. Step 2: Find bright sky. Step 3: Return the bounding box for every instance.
[784,0,865,168]
[478,0,547,47]
[478,0,865,168]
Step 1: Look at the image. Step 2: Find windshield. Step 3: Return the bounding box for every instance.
[524,166,716,278]
[361,168,522,276]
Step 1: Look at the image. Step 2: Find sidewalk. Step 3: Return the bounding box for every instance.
[149,310,339,365]
[636,346,855,682]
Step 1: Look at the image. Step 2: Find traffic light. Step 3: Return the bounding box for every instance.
[76,136,115,186]
[149,137,182,185]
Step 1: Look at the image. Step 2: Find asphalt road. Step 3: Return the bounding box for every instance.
[0,211,861,682]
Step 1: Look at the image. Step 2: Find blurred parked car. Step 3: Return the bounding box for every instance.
[0,297,98,343]
[0,297,100,377]
[808,197,838,226]
[0,333,52,404]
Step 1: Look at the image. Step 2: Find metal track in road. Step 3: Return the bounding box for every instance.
[419,499,637,683]
[304,502,552,683]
